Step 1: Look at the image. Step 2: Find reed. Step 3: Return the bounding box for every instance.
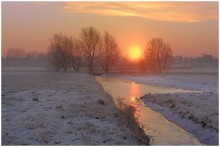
[116,98,150,145]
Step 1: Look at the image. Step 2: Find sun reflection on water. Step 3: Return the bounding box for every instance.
[96,76,202,145]
[129,83,141,122]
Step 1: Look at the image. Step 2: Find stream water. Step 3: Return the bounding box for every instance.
[96,76,202,145]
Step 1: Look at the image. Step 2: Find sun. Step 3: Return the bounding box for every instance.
[128,46,142,61]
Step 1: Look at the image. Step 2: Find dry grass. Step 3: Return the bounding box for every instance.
[116,98,150,145]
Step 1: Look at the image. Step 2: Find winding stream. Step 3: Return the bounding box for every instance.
[96,76,202,145]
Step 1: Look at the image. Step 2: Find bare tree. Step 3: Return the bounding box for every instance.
[80,27,101,73]
[102,31,120,73]
[144,38,173,73]
[71,38,83,72]
[48,33,73,72]
[6,48,26,59]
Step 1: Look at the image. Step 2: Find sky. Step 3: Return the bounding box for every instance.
[1,2,219,58]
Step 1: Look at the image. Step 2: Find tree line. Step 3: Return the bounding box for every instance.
[48,26,120,74]
[5,26,174,73]
[5,48,46,59]
[48,26,173,73]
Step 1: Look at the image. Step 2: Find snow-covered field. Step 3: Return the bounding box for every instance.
[107,70,218,145]
[108,73,218,93]
[2,71,142,145]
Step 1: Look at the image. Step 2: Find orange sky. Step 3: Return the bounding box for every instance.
[1,2,219,58]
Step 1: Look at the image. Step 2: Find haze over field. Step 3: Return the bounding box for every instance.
[2,2,218,58]
[1,1,219,145]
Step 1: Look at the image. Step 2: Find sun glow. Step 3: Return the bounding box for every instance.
[128,46,142,61]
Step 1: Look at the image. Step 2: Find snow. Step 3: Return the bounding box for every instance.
[2,66,218,145]
[106,73,218,93]
[97,76,202,145]
[142,92,218,145]
[106,71,218,145]
[2,71,142,145]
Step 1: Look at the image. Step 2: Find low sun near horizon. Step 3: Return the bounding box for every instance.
[128,46,143,61]
[1,2,218,58]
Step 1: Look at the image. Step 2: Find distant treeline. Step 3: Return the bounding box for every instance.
[2,49,50,67]
[2,26,218,73]
[2,50,218,72]
[173,55,218,67]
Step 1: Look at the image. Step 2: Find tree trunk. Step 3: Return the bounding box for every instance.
[64,67,67,72]
[76,58,81,72]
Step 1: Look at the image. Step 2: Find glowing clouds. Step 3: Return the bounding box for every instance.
[64,2,218,22]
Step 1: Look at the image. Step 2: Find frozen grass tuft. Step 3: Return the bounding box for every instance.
[116,98,150,145]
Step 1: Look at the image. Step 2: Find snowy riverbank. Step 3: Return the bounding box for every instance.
[2,71,143,145]
[106,72,218,145]
[142,92,218,145]
[106,72,218,93]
